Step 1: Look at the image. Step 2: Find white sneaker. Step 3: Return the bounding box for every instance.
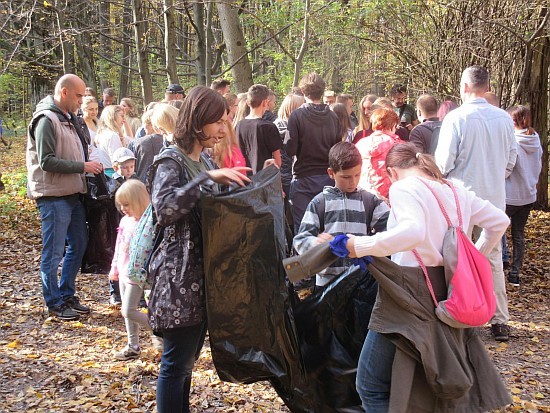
[114,345,140,360]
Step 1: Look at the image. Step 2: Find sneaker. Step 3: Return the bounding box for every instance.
[64,296,91,314]
[48,303,80,321]
[508,274,520,287]
[491,324,510,342]
[114,345,140,361]
[110,293,122,306]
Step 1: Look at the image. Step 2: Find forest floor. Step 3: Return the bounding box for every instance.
[0,136,548,412]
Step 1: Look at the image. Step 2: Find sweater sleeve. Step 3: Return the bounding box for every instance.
[434,118,459,176]
[293,197,322,254]
[353,185,426,258]
[35,117,85,173]
[151,158,211,227]
[284,112,299,157]
[468,192,510,256]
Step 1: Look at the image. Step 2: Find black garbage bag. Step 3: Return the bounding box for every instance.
[81,173,120,274]
[202,166,305,387]
[288,266,377,412]
[202,165,378,412]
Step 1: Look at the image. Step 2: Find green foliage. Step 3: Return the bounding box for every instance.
[0,170,27,218]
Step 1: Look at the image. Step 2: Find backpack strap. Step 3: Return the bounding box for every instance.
[415,178,463,229]
[412,178,464,308]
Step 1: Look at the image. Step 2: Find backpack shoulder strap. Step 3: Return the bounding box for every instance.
[415,178,454,228]
[313,193,326,233]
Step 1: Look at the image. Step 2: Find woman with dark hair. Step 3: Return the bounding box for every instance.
[332,102,354,142]
[346,142,511,413]
[147,86,250,413]
[503,105,542,286]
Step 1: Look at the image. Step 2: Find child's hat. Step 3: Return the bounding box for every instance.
[112,147,136,163]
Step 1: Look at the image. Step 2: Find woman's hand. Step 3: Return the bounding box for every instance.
[207,167,252,187]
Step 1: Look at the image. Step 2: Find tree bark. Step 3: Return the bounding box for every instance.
[163,0,179,85]
[293,0,311,87]
[53,0,74,74]
[192,2,207,85]
[75,1,97,91]
[131,0,153,104]
[216,1,253,93]
[118,0,132,100]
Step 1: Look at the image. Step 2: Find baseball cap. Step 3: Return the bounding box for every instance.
[112,147,136,164]
[166,84,184,94]
[324,90,335,97]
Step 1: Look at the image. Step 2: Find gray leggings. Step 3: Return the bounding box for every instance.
[120,280,151,348]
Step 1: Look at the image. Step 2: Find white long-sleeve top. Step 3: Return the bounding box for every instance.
[352,177,510,266]
[95,131,129,168]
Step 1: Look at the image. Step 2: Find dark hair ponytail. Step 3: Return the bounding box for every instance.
[386,142,444,181]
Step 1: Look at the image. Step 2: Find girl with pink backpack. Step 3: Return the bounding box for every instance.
[346,142,511,413]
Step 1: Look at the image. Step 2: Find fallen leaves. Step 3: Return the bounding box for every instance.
[0,137,548,412]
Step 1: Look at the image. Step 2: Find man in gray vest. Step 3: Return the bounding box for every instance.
[435,66,517,342]
[27,74,103,320]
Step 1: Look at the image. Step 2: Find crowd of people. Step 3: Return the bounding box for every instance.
[25,65,542,412]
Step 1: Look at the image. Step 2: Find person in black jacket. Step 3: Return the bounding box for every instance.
[284,73,340,233]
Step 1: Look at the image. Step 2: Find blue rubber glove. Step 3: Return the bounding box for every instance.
[329,234,374,271]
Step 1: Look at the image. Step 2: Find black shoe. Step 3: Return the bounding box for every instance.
[491,324,509,342]
[110,294,122,306]
[64,296,91,314]
[48,303,80,321]
[508,274,520,287]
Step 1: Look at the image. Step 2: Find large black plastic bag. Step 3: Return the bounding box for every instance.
[289,266,377,412]
[81,173,120,274]
[202,166,305,387]
[202,165,377,412]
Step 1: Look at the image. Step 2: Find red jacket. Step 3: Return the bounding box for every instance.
[356,130,403,199]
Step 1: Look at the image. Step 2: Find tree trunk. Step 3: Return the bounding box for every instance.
[118,0,132,100]
[97,1,111,90]
[193,2,207,86]
[205,0,214,86]
[529,34,549,210]
[131,0,153,104]
[216,1,253,93]
[163,0,179,85]
[293,0,311,87]
[75,1,97,91]
[54,0,74,73]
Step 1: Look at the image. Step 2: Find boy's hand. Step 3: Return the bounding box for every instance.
[316,232,334,244]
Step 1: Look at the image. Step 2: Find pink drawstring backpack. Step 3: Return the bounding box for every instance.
[413,179,496,328]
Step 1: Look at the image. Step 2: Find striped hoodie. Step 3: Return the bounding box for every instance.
[293,186,389,286]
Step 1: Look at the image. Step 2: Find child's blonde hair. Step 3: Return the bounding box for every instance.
[115,179,150,218]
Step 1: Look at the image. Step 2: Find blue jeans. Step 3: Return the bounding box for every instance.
[37,195,88,309]
[356,331,396,413]
[156,322,207,413]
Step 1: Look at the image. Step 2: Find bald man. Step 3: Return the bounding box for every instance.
[27,74,102,320]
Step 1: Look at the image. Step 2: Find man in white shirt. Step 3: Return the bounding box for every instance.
[435,65,517,342]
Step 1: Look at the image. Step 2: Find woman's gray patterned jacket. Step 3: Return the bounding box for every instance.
[147,146,216,332]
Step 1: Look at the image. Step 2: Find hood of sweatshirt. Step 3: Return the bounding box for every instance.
[301,102,333,119]
[515,129,540,155]
[35,95,66,118]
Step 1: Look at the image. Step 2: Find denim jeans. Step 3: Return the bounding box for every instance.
[356,330,396,413]
[37,195,87,309]
[501,235,510,264]
[506,203,533,277]
[156,322,207,413]
[120,280,150,348]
